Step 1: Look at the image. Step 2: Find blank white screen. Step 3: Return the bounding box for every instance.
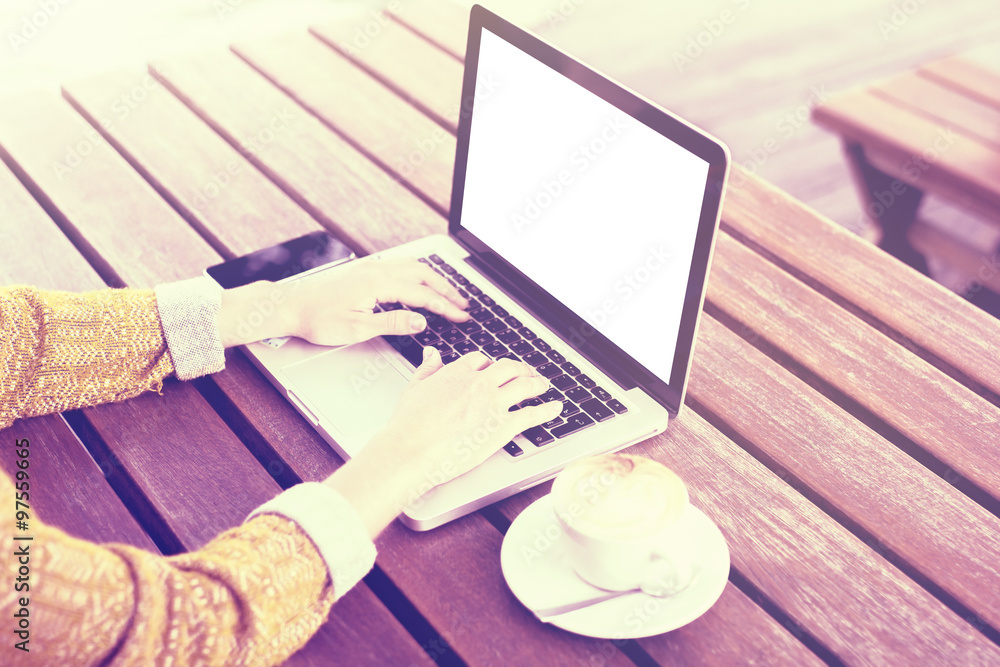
[461,29,710,381]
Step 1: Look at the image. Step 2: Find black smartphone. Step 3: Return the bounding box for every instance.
[206,231,356,289]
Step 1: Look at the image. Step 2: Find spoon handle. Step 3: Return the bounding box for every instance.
[532,588,638,621]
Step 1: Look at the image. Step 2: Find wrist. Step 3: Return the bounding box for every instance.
[218,281,295,346]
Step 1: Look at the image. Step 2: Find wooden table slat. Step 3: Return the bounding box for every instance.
[922,55,1000,109]
[691,311,1000,628]
[150,49,445,254]
[395,0,470,61]
[311,16,464,133]
[61,68,323,259]
[231,32,454,213]
[720,167,1000,399]
[878,71,1000,151]
[707,230,1000,500]
[0,91,220,288]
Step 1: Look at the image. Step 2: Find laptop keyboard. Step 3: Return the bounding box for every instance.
[375,254,628,458]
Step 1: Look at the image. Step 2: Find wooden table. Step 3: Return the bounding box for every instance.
[2,2,1000,664]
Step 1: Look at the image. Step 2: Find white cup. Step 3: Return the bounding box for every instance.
[550,453,695,595]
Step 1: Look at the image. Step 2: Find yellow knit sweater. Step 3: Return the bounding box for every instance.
[0,286,337,665]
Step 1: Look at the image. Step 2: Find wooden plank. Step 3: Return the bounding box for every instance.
[638,409,998,662]
[707,231,1000,500]
[876,72,1000,151]
[0,162,157,550]
[149,49,444,254]
[0,161,104,291]
[396,0,469,60]
[812,89,1000,212]
[922,56,1000,109]
[497,485,823,666]
[60,68,322,259]
[310,15,464,133]
[720,166,1000,399]
[691,309,1000,629]
[0,91,219,287]
[3,414,158,551]
[231,32,454,213]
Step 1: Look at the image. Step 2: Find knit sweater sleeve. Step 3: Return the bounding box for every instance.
[0,286,175,429]
[1,471,349,665]
[0,284,377,664]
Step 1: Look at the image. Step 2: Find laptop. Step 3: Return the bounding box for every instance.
[212,5,729,530]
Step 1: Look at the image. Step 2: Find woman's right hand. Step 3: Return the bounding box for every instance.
[324,348,562,537]
[382,347,562,486]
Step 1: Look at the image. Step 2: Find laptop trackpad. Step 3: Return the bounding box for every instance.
[282,341,409,443]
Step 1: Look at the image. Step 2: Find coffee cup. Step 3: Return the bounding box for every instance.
[550,453,695,595]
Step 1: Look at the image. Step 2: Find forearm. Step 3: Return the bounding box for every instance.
[1,471,367,665]
[217,280,295,347]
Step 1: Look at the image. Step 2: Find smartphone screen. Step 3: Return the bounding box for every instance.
[206,231,355,289]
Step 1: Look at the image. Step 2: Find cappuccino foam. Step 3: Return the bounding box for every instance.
[552,454,688,541]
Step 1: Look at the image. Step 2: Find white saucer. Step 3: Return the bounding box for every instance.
[500,494,730,639]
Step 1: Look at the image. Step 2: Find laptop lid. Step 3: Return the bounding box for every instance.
[449,5,730,416]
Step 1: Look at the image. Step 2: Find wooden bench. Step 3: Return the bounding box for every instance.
[812,54,1000,314]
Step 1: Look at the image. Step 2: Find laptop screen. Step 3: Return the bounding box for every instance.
[458,27,712,385]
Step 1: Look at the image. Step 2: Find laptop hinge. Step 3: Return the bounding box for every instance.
[462,253,639,393]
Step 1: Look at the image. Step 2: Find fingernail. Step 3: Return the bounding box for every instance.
[410,314,426,331]
[423,346,434,360]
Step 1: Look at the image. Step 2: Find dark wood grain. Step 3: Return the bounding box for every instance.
[720,166,1000,398]
[60,68,322,259]
[311,14,463,133]
[149,49,445,254]
[232,32,454,213]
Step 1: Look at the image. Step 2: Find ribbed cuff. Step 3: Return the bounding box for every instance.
[247,482,377,599]
[155,277,225,380]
